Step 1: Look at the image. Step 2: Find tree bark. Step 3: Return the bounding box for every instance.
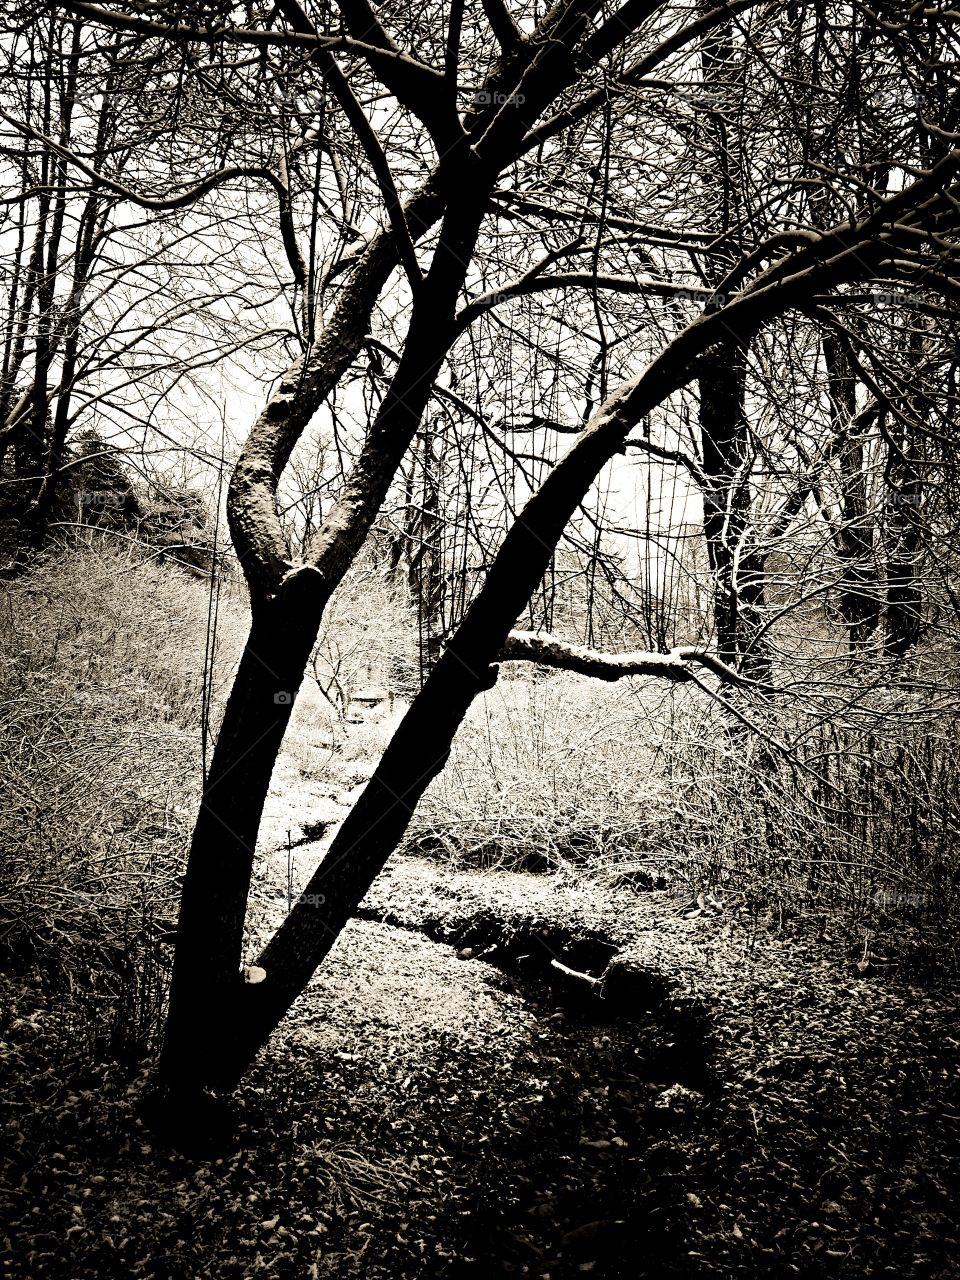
[183,328,701,1088]
[698,347,770,679]
[693,9,770,681]
[157,572,328,1089]
[148,10,960,1096]
[822,332,881,649]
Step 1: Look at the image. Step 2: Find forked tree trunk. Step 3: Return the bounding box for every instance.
[157,575,329,1091]
[167,373,673,1092]
[150,39,953,1102]
[157,193,488,1095]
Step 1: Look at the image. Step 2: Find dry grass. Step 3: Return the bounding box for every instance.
[654,693,960,929]
[400,664,960,941]
[0,545,247,1060]
[5,541,958,1067]
[401,671,670,873]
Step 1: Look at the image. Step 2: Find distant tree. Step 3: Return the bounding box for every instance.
[0,9,297,561]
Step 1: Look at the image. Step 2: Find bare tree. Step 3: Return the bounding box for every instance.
[11,0,959,1113]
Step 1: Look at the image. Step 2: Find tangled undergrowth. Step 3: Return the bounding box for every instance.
[404,664,960,954]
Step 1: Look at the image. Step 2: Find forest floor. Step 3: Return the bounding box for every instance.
[3,712,960,1279]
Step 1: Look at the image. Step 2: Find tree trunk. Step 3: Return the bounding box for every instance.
[175,331,700,1090]
[883,421,924,658]
[882,322,929,657]
[698,347,770,680]
[694,13,770,681]
[157,572,329,1091]
[157,193,489,1096]
[822,332,881,649]
[408,426,446,681]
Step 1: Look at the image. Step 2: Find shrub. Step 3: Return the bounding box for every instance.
[654,692,960,926]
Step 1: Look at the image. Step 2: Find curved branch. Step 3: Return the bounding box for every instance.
[61,0,445,71]
[62,0,458,154]
[480,0,525,51]
[0,108,307,285]
[525,0,765,149]
[625,434,709,489]
[0,107,277,211]
[333,0,464,150]
[454,269,710,331]
[489,191,720,247]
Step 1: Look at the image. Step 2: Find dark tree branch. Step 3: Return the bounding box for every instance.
[332,0,464,150]
[275,0,424,295]
[480,0,526,51]
[525,0,765,148]
[60,0,445,67]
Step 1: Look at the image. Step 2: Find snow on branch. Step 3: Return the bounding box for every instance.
[499,631,752,685]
